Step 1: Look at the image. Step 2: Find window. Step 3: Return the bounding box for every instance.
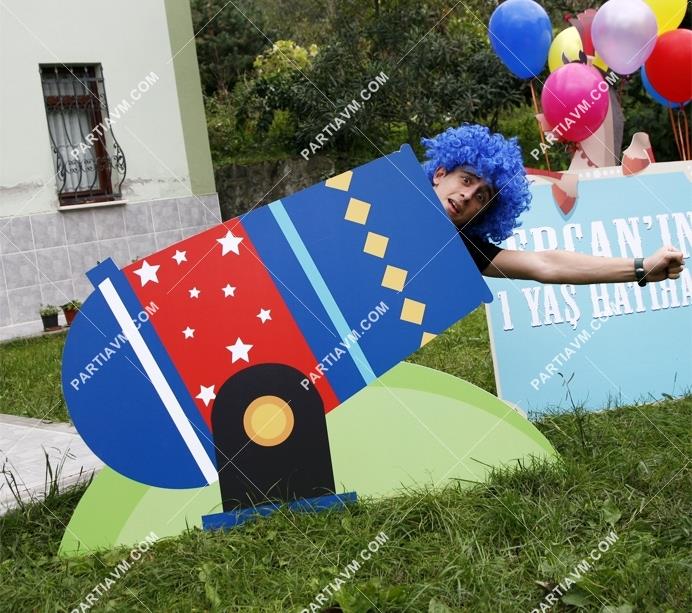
[39,64,126,206]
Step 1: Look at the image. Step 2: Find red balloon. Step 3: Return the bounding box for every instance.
[645,29,692,104]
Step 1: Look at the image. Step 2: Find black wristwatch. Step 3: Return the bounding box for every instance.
[634,257,647,287]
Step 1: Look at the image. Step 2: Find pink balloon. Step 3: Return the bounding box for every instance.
[541,63,610,142]
[592,0,657,75]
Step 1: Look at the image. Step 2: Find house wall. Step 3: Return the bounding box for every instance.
[163,0,216,196]
[0,0,220,340]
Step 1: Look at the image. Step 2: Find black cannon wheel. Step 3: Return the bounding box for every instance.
[211,363,336,511]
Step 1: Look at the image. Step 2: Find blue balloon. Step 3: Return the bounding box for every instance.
[640,65,686,109]
[489,0,552,79]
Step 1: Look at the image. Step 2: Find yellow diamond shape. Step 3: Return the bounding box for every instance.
[325,171,353,191]
[381,265,407,291]
[420,332,437,347]
[344,198,371,224]
[400,298,426,325]
[363,232,389,258]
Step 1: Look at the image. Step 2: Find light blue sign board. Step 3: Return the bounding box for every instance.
[485,162,691,415]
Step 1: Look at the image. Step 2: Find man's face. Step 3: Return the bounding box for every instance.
[432,166,494,227]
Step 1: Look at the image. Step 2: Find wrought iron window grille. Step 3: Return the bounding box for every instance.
[39,64,126,206]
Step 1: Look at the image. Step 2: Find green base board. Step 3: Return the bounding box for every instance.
[59,363,556,556]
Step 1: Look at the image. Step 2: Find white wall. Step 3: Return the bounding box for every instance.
[0,0,193,217]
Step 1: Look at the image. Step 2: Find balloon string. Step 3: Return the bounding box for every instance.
[676,111,685,160]
[679,109,691,161]
[673,108,690,161]
[529,79,551,171]
[668,107,684,160]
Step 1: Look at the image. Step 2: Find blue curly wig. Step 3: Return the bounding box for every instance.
[421,123,532,243]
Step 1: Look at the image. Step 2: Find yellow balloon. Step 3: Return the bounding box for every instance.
[549,26,609,74]
[548,27,582,73]
[643,0,686,34]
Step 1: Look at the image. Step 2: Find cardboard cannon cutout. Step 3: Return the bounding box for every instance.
[60,146,556,553]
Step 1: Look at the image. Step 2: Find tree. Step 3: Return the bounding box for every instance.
[191,0,272,96]
[279,0,527,156]
[253,0,338,46]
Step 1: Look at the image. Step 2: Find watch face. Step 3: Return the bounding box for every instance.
[635,259,645,283]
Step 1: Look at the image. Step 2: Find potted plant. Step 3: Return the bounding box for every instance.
[61,299,82,326]
[39,304,60,331]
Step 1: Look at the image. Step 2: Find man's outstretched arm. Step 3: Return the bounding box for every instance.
[482,244,685,285]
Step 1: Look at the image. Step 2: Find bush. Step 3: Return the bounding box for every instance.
[496,104,571,170]
[39,305,59,317]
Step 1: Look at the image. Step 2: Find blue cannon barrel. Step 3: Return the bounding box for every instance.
[243,144,493,402]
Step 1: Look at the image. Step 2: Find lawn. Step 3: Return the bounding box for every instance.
[0,309,690,611]
[0,330,69,422]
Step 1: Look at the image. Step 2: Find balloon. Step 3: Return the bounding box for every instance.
[640,65,684,108]
[548,26,609,73]
[642,0,686,34]
[548,27,582,73]
[645,29,692,104]
[541,63,610,142]
[592,0,658,74]
[488,0,552,79]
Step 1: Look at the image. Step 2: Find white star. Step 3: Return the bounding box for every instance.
[172,250,187,265]
[189,287,200,298]
[226,337,253,363]
[182,326,195,339]
[217,230,243,255]
[222,284,236,297]
[133,260,160,286]
[195,385,216,407]
[257,308,272,323]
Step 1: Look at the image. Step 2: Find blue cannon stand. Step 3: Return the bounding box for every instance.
[202,491,358,531]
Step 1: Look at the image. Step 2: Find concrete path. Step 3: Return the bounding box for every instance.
[0,413,102,515]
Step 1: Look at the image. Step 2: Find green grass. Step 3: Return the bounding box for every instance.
[1,309,690,611]
[0,331,68,422]
[411,306,496,396]
[0,397,689,611]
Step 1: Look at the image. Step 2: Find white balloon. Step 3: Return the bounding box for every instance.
[592,0,658,74]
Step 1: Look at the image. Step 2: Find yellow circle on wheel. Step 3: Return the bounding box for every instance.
[243,395,294,446]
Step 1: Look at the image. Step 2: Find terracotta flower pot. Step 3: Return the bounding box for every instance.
[63,307,79,326]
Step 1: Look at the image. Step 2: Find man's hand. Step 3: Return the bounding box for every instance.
[643,245,685,282]
[484,244,686,285]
